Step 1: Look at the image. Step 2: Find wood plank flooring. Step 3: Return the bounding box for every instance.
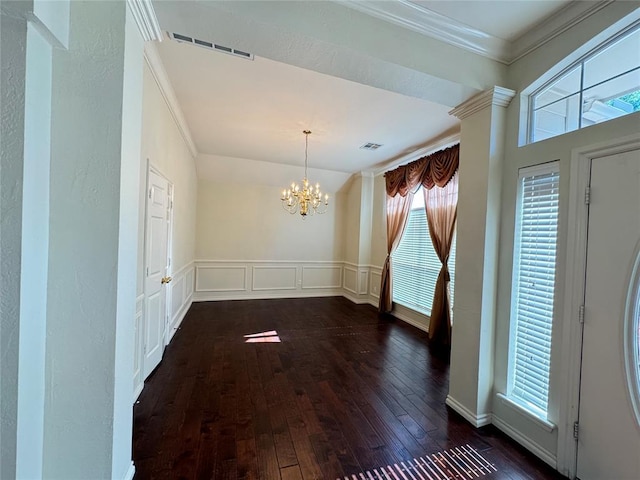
[133,297,566,480]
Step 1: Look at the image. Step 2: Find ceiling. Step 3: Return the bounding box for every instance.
[152,0,576,184]
[380,0,571,41]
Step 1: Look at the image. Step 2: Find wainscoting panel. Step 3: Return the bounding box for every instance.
[343,266,358,295]
[301,265,342,290]
[168,263,194,342]
[370,267,382,299]
[252,266,297,291]
[196,265,247,292]
[358,269,369,295]
[133,294,145,401]
[194,261,344,301]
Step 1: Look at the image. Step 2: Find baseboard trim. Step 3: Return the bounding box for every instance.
[133,383,143,403]
[123,462,135,480]
[342,292,373,305]
[445,395,492,427]
[391,307,429,334]
[193,290,343,302]
[169,297,192,341]
[492,414,557,468]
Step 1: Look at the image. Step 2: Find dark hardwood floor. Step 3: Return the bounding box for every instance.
[133,297,565,480]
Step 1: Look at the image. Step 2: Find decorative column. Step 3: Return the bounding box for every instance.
[446,87,515,426]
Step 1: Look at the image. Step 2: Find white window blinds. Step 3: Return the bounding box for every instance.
[509,162,560,417]
[392,192,456,316]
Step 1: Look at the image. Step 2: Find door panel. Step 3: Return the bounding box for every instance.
[143,170,170,378]
[577,149,640,479]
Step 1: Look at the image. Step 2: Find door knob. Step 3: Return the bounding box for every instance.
[161,276,172,284]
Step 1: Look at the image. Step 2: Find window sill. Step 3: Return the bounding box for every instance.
[496,393,556,433]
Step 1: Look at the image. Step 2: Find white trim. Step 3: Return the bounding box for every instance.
[390,304,429,333]
[623,240,640,428]
[342,291,371,305]
[143,43,198,158]
[343,265,358,295]
[301,265,343,290]
[126,0,162,42]
[449,86,516,120]
[492,415,557,468]
[558,133,640,477]
[197,259,342,265]
[194,290,343,302]
[133,383,143,403]
[445,395,492,427]
[339,0,612,65]
[338,0,510,63]
[123,462,135,480]
[496,393,556,433]
[251,265,297,291]
[195,265,247,292]
[373,133,460,176]
[510,0,613,64]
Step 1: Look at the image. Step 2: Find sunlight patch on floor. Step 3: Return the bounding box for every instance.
[244,330,281,343]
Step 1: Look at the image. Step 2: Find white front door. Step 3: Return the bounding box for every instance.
[143,169,171,378]
[577,148,640,479]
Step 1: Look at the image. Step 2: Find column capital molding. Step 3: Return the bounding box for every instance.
[449,86,516,120]
[127,0,162,42]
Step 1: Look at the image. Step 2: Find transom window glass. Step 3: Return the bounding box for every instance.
[508,162,560,419]
[392,189,456,316]
[530,23,640,143]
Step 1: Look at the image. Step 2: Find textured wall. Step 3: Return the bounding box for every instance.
[43,2,127,477]
[0,10,27,480]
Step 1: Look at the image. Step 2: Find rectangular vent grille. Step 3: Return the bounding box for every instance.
[360,142,383,150]
[338,445,497,480]
[169,32,254,60]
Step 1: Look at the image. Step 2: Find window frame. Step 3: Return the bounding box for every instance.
[625,243,640,427]
[527,20,640,144]
[507,161,560,421]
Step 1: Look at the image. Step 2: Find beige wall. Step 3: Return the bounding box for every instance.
[344,176,362,264]
[196,180,346,262]
[137,62,198,295]
[370,174,387,268]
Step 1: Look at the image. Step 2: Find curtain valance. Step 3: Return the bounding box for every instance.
[384,144,459,197]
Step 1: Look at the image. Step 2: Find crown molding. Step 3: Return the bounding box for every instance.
[338,0,511,63]
[127,0,162,42]
[338,0,615,65]
[449,86,516,120]
[510,0,613,64]
[144,43,198,158]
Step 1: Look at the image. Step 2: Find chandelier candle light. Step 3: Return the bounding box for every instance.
[281,130,329,217]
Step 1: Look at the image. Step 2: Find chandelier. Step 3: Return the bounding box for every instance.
[281,130,329,217]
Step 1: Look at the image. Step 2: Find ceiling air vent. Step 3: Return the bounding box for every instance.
[360,142,383,150]
[169,32,254,60]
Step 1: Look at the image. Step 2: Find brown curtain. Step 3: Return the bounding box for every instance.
[379,192,414,313]
[380,143,459,343]
[424,172,459,345]
[385,144,459,197]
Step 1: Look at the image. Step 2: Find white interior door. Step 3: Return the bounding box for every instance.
[577,148,640,479]
[143,169,171,378]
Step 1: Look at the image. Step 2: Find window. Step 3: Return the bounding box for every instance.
[626,251,640,426]
[392,189,456,316]
[529,23,640,143]
[508,162,560,419]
